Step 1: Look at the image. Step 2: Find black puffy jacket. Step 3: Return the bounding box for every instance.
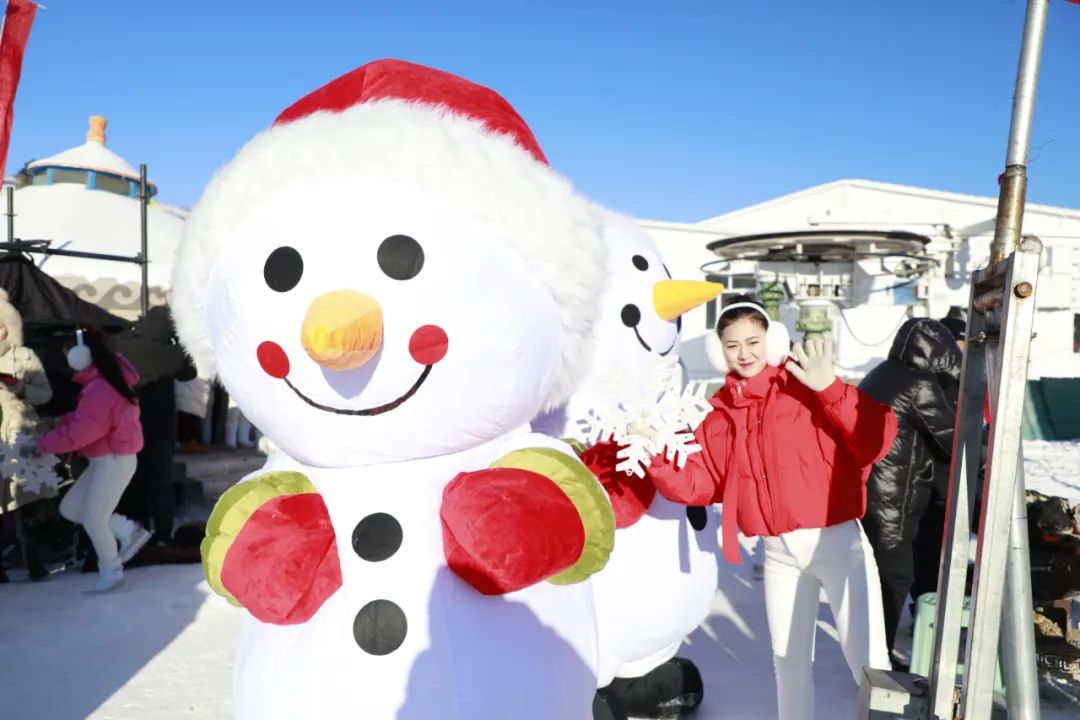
[859,319,962,550]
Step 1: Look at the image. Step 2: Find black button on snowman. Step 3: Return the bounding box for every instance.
[351,513,407,655]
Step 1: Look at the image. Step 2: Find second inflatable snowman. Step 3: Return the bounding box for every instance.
[534,208,723,718]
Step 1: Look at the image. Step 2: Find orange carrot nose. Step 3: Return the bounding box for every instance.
[653,279,725,320]
[300,290,383,370]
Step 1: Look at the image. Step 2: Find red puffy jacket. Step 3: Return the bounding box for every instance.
[650,365,897,564]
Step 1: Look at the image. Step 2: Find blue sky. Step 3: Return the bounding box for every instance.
[6,1,1080,221]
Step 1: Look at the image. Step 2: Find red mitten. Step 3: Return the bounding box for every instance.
[203,472,341,625]
[580,439,656,529]
[441,466,585,595]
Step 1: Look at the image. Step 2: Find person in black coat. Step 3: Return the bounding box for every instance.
[909,317,966,604]
[858,318,962,661]
[114,306,196,545]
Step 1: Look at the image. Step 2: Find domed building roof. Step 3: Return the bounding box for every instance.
[20,116,156,197]
[28,116,140,177]
[8,116,184,318]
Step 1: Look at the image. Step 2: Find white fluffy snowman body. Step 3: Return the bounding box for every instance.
[535,210,721,686]
[173,87,612,720]
[231,430,601,720]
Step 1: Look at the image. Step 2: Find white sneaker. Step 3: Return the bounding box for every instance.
[118,526,152,563]
[109,513,137,544]
[84,564,124,594]
[110,514,152,563]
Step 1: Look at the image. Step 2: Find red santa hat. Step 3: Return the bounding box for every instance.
[171,59,605,410]
[274,59,548,164]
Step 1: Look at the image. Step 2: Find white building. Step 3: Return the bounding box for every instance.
[7,116,187,318]
[639,179,1080,386]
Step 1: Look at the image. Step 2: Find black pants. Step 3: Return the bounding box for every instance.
[911,499,946,601]
[867,539,913,659]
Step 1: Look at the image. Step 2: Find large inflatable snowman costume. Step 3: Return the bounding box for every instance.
[172,60,616,719]
[534,209,724,718]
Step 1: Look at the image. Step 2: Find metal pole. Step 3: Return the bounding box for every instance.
[979,0,1048,713]
[1002,462,1041,720]
[139,163,149,316]
[927,309,987,720]
[989,0,1049,264]
[983,324,1041,720]
[960,248,1041,720]
[6,185,13,244]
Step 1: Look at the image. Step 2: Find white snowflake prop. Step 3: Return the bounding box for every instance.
[576,357,712,477]
[0,431,61,495]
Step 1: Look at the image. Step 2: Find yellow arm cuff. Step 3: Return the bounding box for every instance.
[490,447,614,585]
[201,471,318,605]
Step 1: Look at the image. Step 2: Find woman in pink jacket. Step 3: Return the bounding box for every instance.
[40,325,144,593]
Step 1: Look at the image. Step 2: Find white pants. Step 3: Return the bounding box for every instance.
[59,454,138,569]
[763,521,890,720]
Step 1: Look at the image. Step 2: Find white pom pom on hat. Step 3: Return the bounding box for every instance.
[704,299,791,375]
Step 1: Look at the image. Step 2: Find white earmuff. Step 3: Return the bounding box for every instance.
[67,328,92,371]
[765,321,792,367]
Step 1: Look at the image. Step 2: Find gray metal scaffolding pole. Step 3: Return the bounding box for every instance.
[959,249,1041,720]
[990,0,1048,264]
[981,1,1049,716]
[927,308,987,720]
[6,186,13,244]
[984,299,1041,720]
[139,163,149,317]
[1002,461,1040,720]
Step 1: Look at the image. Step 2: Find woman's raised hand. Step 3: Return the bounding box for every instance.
[785,336,837,392]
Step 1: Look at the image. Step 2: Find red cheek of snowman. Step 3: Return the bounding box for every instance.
[257,341,290,379]
[409,325,449,365]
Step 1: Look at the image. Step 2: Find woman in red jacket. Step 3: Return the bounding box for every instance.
[651,297,897,720]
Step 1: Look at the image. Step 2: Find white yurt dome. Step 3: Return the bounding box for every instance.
[8,116,186,318]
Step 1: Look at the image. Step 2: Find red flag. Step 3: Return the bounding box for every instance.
[0,0,36,177]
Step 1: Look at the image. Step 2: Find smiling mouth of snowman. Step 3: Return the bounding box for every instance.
[281,366,434,417]
[631,327,676,357]
[621,303,679,357]
[256,322,449,418]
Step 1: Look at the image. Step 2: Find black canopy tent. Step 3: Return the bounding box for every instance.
[0,252,132,415]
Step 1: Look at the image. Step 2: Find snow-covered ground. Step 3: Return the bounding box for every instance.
[1022,440,1080,502]
[1,441,1078,720]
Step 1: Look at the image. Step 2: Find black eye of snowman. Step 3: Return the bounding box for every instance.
[623,255,678,356]
[263,246,304,292]
[378,235,425,280]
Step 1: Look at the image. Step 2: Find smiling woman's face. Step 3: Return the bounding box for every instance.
[721,316,768,379]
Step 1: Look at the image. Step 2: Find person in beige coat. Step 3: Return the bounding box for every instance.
[0,288,60,581]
